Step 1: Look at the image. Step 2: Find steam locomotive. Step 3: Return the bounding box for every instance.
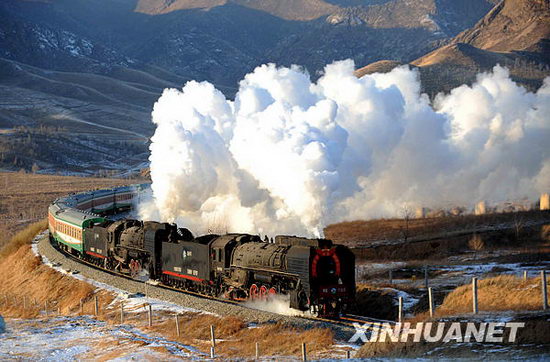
[49,213,355,316]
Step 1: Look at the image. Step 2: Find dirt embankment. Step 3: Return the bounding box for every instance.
[0,220,102,318]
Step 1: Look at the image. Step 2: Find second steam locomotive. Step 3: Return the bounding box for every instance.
[48,187,355,317]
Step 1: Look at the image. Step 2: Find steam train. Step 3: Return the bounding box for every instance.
[48,186,355,317]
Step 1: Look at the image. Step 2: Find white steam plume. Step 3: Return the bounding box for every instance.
[139,61,550,236]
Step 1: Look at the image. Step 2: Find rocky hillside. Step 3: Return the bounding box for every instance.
[453,0,549,54]
[135,0,338,20]
[357,0,550,94]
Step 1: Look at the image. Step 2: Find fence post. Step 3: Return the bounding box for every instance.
[148,304,152,327]
[523,271,528,281]
[210,347,215,359]
[175,314,180,337]
[389,270,393,284]
[210,325,216,348]
[255,342,259,359]
[346,350,351,359]
[542,271,548,310]
[94,295,99,316]
[301,343,307,361]
[428,287,434,317]
[424,265,429,289]
[398,296,403,323]
[120,302,124,324]
[472,277,478,314]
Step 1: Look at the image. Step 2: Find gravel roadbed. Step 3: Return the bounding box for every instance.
[36,234,354,338]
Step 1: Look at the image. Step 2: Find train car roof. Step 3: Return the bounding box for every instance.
[194,234,220,245]
[54,208,104,226]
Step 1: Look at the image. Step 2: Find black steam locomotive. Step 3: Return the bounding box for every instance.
[75,219,355,316]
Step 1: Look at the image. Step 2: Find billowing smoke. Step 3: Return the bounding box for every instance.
[139,61,550,236]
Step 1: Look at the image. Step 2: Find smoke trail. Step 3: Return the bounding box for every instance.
[139,61,550,236]
[243,294,311,317]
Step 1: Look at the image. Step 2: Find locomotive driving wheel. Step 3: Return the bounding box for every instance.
[129,259,141,278]
[268,287,277,299]
[259,285,268,300]
[249,284,259,300]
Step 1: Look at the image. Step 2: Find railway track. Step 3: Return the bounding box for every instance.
[40,232,394,333]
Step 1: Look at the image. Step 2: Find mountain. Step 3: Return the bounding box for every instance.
[356,0,550,94]
[135,0,338,20]
[1,0,498,86]
[0,0,503,172]
[354,59,403,77]
[453,0,549,54]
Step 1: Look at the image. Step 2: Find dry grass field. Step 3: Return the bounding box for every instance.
[0,171,138,249]
[437,275,549,315]
[0,220,104,319]
[324,210,550,246]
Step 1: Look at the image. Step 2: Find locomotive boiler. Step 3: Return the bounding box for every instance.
[159,232,355,316]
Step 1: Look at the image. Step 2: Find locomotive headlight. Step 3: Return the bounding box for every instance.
[331,287,337,294]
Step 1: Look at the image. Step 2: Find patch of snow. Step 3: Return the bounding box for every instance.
[356,261,407,277]
[0,316,202,360]
[383,288,421,312]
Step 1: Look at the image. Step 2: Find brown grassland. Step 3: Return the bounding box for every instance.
[0,220,104,319]
[324,210,550,245]
[436,275,549,316]
[0,172,134,248]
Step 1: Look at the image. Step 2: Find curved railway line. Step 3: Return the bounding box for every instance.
[42,184,396,341]
[37,232,393,337]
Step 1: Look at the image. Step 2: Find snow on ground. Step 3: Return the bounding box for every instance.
[425,341,550,359]
[358,249,550,291]
[384,288,421,313]
[356,261,407,277]
[0,316,203,360]
[436,261,550,278]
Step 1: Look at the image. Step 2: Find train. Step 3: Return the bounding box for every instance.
[48,185,355,317]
